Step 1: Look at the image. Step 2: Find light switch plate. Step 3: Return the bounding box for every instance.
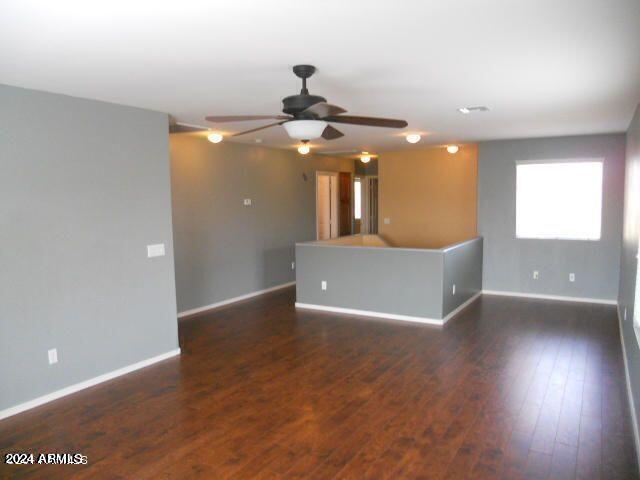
[569,273,575,282]
[48,348,58,365]
[452,284,456,295]
[147,244,165,258]
[533,270,539,280]
[321,281,327,291]
[291,262,295,270]
[243,198,252,206]
[383,218,391,225]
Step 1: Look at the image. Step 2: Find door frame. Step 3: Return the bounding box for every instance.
[315,171,339,240]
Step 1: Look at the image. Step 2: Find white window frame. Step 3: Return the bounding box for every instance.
[515,158,604,241]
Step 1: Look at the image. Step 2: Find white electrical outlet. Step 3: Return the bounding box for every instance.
[452,284,456,295]
[533,270,539,280]
[569,273,575,282]
[291,262,295,270]
[383,218,391,225]
[243,198,252,206]
[624,308,627,321]
[321,280,327,291]
[147,244,165,258]
[48,348,58,365]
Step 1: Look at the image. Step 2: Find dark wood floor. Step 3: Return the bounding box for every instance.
[1,288,638,479]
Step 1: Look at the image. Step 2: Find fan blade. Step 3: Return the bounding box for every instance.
[169,123,207,133]
[231,121,287,137]
[325,115,408,128]
[302,102,347,118]
[321,125,344,140]
[206,115,291,123]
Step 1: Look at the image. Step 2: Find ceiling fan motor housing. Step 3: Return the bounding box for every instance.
[282,94,327,116]
[283,64,326,117]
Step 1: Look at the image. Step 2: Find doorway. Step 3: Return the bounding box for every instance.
[356,175,378,234]
[316,172,339,240]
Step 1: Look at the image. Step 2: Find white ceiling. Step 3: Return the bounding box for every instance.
[2,0,639,153]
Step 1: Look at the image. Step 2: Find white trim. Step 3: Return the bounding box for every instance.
[482,290,617,305]
[0,348,181,421]
[295,292,481,327]
[442,292,482,323]
[295,302,443,325]
[516,157,604,166]
[617,305,640,472]
[441,237,482,253]
[178,281,295,319]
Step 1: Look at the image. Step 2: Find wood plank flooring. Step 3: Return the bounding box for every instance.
[1,288,638,479]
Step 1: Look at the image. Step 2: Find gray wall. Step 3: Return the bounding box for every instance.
[0,85,179,411]
[619,104,640,446]
[295,244,444,319]
[295,237,483,320]
[478,134,625,300]
[170,134,354,313]
[442,238,483,316]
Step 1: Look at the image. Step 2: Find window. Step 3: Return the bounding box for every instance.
[354,179,362,220]
[516,160,603,240]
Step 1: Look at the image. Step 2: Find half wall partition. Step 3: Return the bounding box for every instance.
[295,235,483,325]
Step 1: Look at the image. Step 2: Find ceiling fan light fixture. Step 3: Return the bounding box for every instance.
[298,143,311,155]
[207,132,223,143]
[360,153,371,164]
[406,133,421,144]
[446,145,459,154]
[283,120,328,140]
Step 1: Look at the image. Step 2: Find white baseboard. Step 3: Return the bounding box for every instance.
[296,292,482,327]
[442,292,482,323]
[295,302,444,325]
[482,289,617,305]
[617,305,640,472]
[0,348,181,421]
[178,281,296,319]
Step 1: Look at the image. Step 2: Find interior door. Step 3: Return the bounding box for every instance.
[339,172,352,236]
[368,177,379,234]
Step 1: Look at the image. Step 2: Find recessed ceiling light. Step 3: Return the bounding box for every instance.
[207,133,223,143]
[458,106,489,114]
[405,134,421,144]
[446,145,459,154]
[298,143,310,155]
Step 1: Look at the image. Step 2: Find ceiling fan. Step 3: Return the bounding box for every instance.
[204,65,408,141]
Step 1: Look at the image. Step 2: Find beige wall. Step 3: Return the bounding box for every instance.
[378,144,478,249]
